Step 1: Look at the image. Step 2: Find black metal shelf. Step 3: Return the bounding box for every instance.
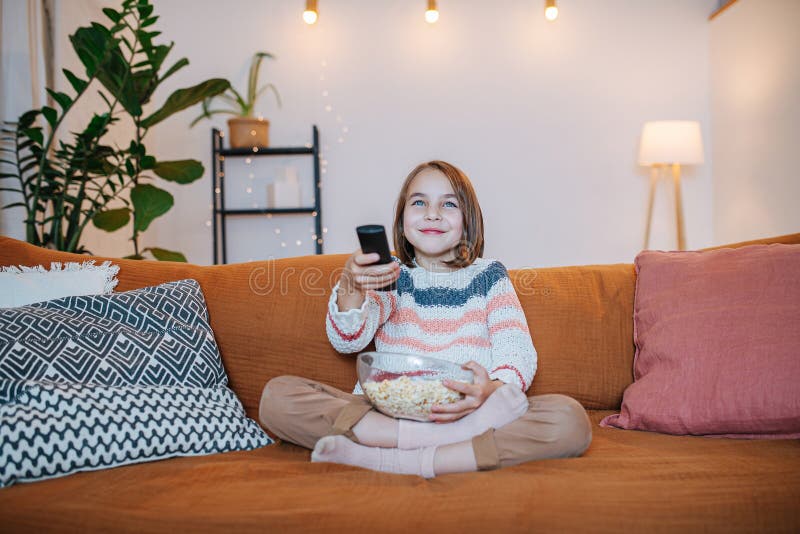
[216,207,317,216]
[219,146,313,157]
[211,126,322,264]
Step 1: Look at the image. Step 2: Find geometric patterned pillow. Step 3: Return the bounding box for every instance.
[0,279,227,389]
[0,379,273,487]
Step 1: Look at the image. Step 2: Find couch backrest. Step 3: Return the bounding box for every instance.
[3,232,798,417]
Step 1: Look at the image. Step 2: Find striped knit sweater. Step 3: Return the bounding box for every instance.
[326,258,537,395]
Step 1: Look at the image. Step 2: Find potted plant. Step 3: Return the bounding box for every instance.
[0,0,229,261]
[192,52,282,148]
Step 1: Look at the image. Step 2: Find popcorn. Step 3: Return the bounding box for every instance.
[363,375,466,420]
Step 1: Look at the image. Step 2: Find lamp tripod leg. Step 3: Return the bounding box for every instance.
[672,163,686,250]
[643,166,658,250]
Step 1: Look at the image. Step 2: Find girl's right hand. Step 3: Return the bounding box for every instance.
[336,249,400,310]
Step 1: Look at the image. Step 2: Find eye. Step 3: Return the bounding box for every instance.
[443,201,458,208]
[411,199,426,207]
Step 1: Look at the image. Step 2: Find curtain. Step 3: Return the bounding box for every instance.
[0,0,53,239]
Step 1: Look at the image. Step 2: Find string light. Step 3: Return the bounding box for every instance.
[425,0,439,23]
[545,0,558,21]
[303,0,318,24]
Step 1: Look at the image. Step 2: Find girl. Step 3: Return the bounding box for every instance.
[259,161,591,478]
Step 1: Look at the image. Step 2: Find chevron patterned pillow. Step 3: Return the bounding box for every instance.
[0,279,227,392]
[0,380,273,487]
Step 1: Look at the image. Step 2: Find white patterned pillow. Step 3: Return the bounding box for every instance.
[0,380,273,487]
[0,261,119,308]
[0,279,226,390]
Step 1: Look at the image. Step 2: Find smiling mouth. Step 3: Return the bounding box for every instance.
[420,229,445,235]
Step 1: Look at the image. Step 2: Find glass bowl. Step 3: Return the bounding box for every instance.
[357,351,474,421]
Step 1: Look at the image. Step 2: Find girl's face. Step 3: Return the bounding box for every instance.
[402,168,464,270]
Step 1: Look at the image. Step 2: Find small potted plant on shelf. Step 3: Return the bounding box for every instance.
[192,52,281,148]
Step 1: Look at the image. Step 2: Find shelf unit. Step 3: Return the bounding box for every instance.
[211,126,321,264]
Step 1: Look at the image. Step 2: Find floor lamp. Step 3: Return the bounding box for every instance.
[638,121,704,250]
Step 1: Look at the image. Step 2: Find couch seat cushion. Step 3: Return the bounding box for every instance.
[1,411,797,532]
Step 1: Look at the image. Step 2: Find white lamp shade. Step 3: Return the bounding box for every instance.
[638,121,704,165]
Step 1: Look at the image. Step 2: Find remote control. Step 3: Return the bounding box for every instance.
[356,224,396,290]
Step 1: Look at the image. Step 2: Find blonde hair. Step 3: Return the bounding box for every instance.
[392,160,484,268]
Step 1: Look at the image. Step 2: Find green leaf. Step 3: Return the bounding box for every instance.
[62,69,88,93]
[96,44,143,116]
[159,58,188,85]
[140,155,156,169]
[70,25,111,77]
[93,207,130,231]
[137,3,154,19]
[46,89,73,112]
[141,78,230,128]
[130,183,173,233]
[146,44,172,74]
[42,106,58,128]
[152,159,203,184]
[79,113,111,141]
[17,109,40,128]
[102,7,122,22]
[144,247,187,262]
[248,52,276,106]
[22,127,44,146]
[123,254,145,260]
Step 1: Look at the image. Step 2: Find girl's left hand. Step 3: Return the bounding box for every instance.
[429,361,504,423]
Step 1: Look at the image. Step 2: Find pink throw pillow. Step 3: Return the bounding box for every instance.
[600,244,800,438]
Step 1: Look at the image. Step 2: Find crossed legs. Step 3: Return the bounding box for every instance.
[259,375,591,478]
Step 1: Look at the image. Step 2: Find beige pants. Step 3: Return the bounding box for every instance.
[259,375,592,470]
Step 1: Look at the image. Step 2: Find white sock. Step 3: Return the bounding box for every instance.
[311,435,437,479]
[397,383,529,449]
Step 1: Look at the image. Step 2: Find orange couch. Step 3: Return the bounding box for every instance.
[1,233,799,532]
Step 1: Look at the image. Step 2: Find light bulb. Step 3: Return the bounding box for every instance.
[303,0,318,24]
[545,0,558,21]
[303,10,317,24]
[425,0,438,23]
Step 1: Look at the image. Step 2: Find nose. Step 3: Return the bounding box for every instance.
[424,205,441,220]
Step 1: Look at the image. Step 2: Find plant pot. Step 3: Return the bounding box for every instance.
[227,117,270,148]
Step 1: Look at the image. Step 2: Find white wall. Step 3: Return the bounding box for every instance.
[710,0,800,244]
[2,0,717,268]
